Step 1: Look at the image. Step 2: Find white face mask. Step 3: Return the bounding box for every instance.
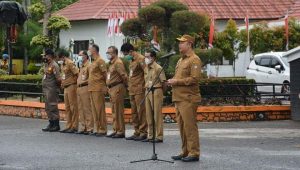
[87,51,92,57]
[77,56,83,67]
[57,60,63,65]
[145,58,153,65]
[106,54,112,60]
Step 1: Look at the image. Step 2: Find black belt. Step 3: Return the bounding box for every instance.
[64,83,76,88]
[108,82,123,88]
[146,87,162,90]
[78,83,88,88]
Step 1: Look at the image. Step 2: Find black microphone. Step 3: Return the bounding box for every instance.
[159,51,176,59]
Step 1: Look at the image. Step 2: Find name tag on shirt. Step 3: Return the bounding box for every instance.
[82,75,86,80]
[148,81,153,87]
[62,74,66,80]
[129,70,133,77]
[43,74,46,80]
[107,73,111,80]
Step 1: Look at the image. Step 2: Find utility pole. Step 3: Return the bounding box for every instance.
[23,0,30,74]
[138,0,141,9]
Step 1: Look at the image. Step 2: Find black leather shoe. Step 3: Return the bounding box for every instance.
[106,133,116,138]
[95,133,106,137]
[141,138,150,142]
[89,132,97,136]
[49,120,60,132]
[171,155,185,161]
[181,156,199,162]
[60,128,70,133]
[125,135,138,140]
[42,120,53,132]
[111,134,125,138]
[65,129,77,133]
[154,139,163,143]
[134,135,147,141]
[75,131,85,134]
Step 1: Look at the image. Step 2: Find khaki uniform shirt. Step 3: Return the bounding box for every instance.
[88,56,107,92]
[144,61,166,89]
[77,61,90,86]
[61,58,79,87]
[172,51,202,102]
[42,61,61,88]
[107,57,128,87]
[128,53,145,95]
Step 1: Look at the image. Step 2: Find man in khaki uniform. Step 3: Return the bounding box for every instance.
[142,50,166,143]
[58,50,79,133]
[106,46,128,138]
[121,43,147,141]
[167,35,201,162]
[88,44,108,137]
[42,49,61,132]
[76,50,93,135]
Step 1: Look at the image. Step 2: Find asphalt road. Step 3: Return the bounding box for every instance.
[1,116,300,170]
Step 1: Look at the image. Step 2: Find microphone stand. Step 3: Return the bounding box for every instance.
[130,57,174,164]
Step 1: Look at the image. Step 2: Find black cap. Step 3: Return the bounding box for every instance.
[44,49,55,56]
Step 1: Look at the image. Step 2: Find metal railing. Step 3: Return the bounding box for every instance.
[0,82,290,106]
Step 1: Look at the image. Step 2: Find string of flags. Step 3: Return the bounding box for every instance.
[107,11,137,37]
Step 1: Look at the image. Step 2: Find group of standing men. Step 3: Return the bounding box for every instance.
[41,34,201,162]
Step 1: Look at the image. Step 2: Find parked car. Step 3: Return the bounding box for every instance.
[246,52,290,94]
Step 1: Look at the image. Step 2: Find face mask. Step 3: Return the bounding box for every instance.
[43,58,49,63]
[77,56,83,67]
[87,51,92,57]
[57,60,63,65]
[106,54,112,60]
[125,55,133,61]
[145,58,153,65]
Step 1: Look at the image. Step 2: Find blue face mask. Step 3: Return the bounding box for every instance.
[125,55,133,61]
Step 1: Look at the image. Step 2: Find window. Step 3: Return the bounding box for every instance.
[270,58,281,68]
[259,57,271,67]
[254,56,261,65]
[74,40,89,54]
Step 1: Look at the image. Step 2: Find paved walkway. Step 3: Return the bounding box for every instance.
[1,116,300,170]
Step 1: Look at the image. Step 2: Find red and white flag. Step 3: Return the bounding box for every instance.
[208,14,214,48]
[244,12,249,45]
[107,13,112,37]
[284,13,289,51]
[118,12,125,36]
[114,12,119,35]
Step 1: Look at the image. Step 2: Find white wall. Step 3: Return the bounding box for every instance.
[60,20,125,61]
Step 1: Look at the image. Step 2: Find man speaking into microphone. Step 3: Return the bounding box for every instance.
[167,34,202,162]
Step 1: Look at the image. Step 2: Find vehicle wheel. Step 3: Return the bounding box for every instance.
[281,82,290,100]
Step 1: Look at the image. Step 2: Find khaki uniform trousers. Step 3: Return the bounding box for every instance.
[77,86,93,132]
[109,84,126,135]
[64,84,78,130]
[130,93,147,136]
[90,91,107,133]
[175,101,200,157]
[145,88,163,140]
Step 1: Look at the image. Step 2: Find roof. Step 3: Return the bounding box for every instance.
[288,0,300,18]
[284,46,300,62]
[55,0,295,21]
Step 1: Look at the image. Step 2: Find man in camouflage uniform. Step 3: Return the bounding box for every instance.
[42,49,61,132]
